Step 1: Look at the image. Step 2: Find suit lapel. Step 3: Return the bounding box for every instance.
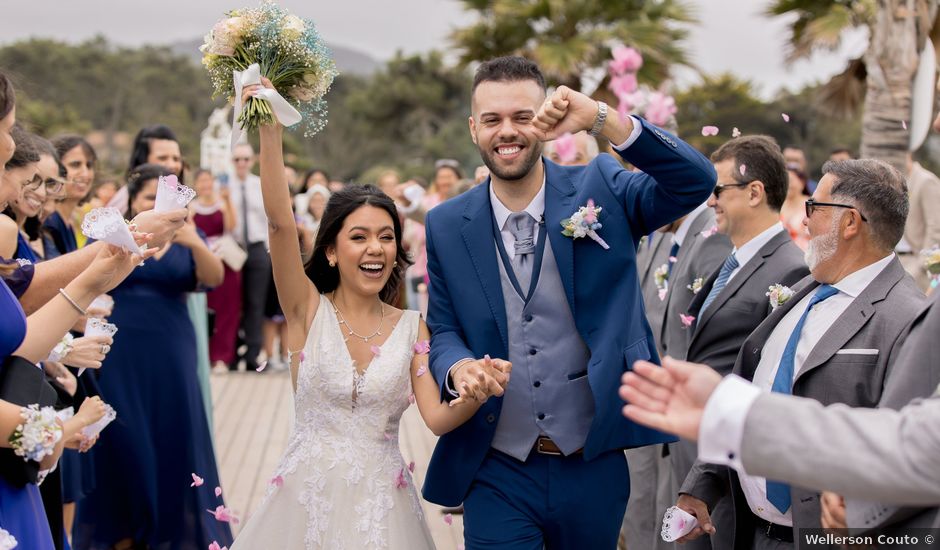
[460,181,509,352]
[543,161,577,315]
[795,258,905,382]
[639,232,667,286]
[737,278,818,379]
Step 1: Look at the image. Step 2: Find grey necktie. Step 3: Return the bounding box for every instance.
[507,212,537,293]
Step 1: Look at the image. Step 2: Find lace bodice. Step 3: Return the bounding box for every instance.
[263,296,425,549]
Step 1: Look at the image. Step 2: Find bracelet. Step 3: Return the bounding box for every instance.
[59,288,87,316]
[9,404,63,463]
[588,101,608,137]
[47,333,75,363]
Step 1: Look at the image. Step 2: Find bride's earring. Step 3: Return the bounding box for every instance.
[393,261,398,267]
[329,259,336,267]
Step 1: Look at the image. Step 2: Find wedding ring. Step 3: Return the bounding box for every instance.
[101,344,111,354]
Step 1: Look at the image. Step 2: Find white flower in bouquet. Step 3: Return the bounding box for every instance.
[0,528,16,550]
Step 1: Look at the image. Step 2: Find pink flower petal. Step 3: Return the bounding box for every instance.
[206,505,239,524]
[457,545,465,550]
[270,475,283,487]
[408,461,415,473]
[732,127,741,138]
[208,542,227,550]
[408,393,416,404]
[668,256,677,263]
[902,120,908,130]
[255,361,267,372]
[191,473,204,487]
[781,113,790,122]
[700,125,719,137]
[394,468,408,489]
[444,513,453,525]
[384,431,394,441]
[658,288,668,301]
[584,199,598,225]
[739,164,747,177]
[680,314,695,328]
[299,351,306,362]
[413,340,430,355]
[215,486,222,497]
[552,133,578,164]
[416,365,427,377]
[370,345,381,357]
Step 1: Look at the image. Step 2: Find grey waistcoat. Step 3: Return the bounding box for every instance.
[491,235,594,461]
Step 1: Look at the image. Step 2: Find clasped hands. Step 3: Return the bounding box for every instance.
[450,355,512,406]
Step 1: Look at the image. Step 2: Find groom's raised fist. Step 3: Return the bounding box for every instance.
[533,85,633,145]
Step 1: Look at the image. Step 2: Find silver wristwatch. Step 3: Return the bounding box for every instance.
[588,101,608,137]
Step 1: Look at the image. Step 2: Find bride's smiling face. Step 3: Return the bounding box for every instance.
[327,205,397,297]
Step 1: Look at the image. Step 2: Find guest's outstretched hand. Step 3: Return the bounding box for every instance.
[619,356,722,441]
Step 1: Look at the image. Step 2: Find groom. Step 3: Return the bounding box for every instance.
[423,56,716,548]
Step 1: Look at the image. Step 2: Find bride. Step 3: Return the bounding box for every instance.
[231,80,511,549]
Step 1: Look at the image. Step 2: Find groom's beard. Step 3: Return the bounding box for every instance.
[478,140,544,182]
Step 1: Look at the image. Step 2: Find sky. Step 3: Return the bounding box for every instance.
[0,0,868,99]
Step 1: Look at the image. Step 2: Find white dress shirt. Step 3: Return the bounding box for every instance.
[727,222,785,283]
[698,253,896,526]
[445,117,644,394]
[229,173,269,247]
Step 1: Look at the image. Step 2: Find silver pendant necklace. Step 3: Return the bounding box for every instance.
[331,292,385,342]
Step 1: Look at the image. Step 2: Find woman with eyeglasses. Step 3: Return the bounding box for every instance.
[43,136,96,259]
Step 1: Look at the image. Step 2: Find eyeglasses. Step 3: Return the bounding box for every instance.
[21,174,43,191]
[712,181,749,197]
[44,178,65,195]
[804,199,868,222]
[233,157,252,163]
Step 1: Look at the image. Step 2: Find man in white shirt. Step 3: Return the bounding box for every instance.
[660,159,925,549]
[228,143,270,371]
[671,136,809,550]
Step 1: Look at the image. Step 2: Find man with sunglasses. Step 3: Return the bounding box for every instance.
[669,136,809,550]
[676,158,925,550]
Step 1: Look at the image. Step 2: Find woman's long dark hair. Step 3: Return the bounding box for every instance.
[127,125,182,184]
[305,184,412,305]
[126,163,173,217]
[0,73,14,120]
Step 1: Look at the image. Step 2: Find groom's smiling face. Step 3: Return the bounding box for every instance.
[469,79,545,182]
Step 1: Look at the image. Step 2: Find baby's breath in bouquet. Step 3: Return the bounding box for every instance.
[201,1,338,137]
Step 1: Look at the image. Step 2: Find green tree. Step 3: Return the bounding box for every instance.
[450,0,697,91]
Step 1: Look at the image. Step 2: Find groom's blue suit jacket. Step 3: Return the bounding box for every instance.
[422,119,716,506]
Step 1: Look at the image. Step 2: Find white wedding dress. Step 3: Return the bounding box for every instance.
[232,297,435,549]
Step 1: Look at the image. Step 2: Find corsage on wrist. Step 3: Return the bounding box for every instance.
[9,404,63,463]
[47,333,75,363]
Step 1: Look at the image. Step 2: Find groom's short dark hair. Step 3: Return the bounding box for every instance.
[472,56,545,94]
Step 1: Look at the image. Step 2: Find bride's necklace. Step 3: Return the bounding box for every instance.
[331,293,385,342]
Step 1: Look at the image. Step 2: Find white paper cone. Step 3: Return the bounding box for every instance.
[661,506,699,542]
[79,319,117,377]
[81,403,116,439]
[81,208,141,254]
[154,175,195,212]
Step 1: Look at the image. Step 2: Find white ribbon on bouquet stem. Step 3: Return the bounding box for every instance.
[231,63,303,149]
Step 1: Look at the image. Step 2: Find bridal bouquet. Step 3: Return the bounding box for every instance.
[200,1,338,139]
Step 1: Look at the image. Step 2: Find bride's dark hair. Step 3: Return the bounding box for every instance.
[305,184,412,305]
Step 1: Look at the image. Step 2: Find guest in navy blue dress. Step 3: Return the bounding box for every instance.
[73,164,231,550]
[44,136,95,259]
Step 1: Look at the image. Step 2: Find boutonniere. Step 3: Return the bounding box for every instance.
[766,284,795,310]
[700,225,719,239]
[687,277,704,295]
[654,263,669,300]
[561,199,609,250]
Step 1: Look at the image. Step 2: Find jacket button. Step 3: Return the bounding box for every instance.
[529,349,537,355]
[524,314,533,322]
[486,414,495,423]
[537,413,545,420]
[533,381,541,388]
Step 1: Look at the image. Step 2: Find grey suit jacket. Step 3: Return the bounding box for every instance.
[843,292,940,532]
[681,257,927,549]
[660,208,732,360]
[637,231,672,356]
[686,229,809,376]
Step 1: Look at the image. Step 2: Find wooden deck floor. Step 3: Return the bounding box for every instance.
[210,370,464,549]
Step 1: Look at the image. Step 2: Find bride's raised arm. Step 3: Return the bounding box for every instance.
[251,81,320,341]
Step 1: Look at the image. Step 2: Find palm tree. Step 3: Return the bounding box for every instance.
[450,0,697,92]
[768,0,938,170]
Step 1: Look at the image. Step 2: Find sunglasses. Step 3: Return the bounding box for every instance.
[712,181,749,197]
[804,199,868,222]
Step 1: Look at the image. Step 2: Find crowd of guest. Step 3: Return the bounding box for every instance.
[1,54,940,550]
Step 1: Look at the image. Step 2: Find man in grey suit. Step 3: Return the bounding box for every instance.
[619,290,940,531]
[673,136,810,550]
[671,159,926,549]
[622,229,678,550]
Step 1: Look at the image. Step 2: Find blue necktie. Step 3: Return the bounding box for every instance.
[700,253,739,315]
[667,241,680,277]
[766,284,839,513]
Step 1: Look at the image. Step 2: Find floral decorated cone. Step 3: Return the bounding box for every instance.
[81,207,141,254]
[155,174,196,212]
